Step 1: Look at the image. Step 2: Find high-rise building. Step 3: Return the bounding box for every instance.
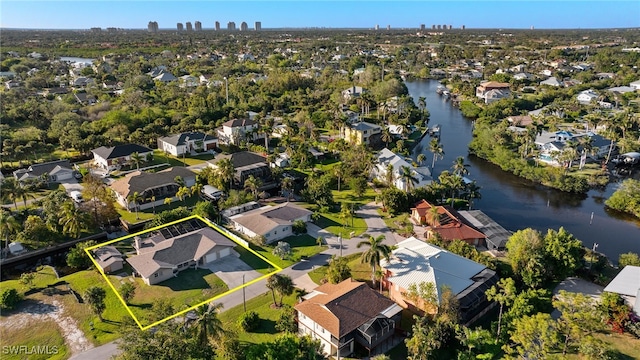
[240,22,248,31]
[442,24,447,30]
[227,21,236,30]
[254,21,261,31]
[436,25,441,30]
[177,23,184,31]
[215,21,220,31]
[375,24,380,30]
[147,21,158,33]
[432,25,436,30]
[90,27,102,33]
[448,25,452,30]
[386,25,391,30]
[420,24,425,31]
[186,22,193,31]
[461,25,466,30]
[195,21,202,31]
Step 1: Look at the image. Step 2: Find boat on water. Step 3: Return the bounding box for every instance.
[429,124,441,136]
[436,85,446,94]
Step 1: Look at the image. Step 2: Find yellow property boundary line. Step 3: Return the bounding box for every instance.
[84,215,282,330]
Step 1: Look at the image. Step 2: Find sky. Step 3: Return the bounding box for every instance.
[1,1,639,30]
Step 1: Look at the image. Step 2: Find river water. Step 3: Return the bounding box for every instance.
[406,79,640,262]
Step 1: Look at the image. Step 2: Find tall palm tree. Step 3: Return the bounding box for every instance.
[127,191,144,219]
[385,163,396,187]
[418,96,427,121]
[416,153,427,166]
[58,201,88,239]
[281,176,294,200]
[275,274,294,306]
[466,181,482,209]
[400,165,419,192]
[451,156,470,177]
[0,210,21,256]
[244,175,262,200]
[129,152,143,170]
[356,234,392,286]
[216,158,235,190]
[426,206,441,227]
[1,178,21,210]
[191,302,227,347]
[380,128,393,147]
[333,164,345,192]
[429,138,444,169]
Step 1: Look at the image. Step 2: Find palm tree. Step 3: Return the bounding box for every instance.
[275,274,294,306]
[416,153,427,166]
[400,165,419,191]
[129,152,143,170]
[426,206,441,227]
[148,195,156,214]
[59,201,89,239]
[244,175,262,200]
[451,156,470,177]
[381,128,393,148]
[0,210,21,256]
[216,158,235,190]
[281,176,294,200]
[333,164,345,192]
[418,96,427,120]
[1,178,23,210]
[429,138,444,169]
[191,302,227,347]
[266,274,282,307]
[176,186,191,203]
[356,234,392,286]
[466,181,482,209]
[127,192,144,219]
[385,163,396,187]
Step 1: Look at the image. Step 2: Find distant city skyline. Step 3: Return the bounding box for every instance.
[1,1,639,30]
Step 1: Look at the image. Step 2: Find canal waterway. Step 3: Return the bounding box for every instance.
[406,79,640,262]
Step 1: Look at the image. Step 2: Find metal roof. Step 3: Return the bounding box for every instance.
[604,266,640,297]
[457,210,511,250]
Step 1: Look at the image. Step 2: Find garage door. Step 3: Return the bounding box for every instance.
[205,252,217,263]
[219,247,231,258]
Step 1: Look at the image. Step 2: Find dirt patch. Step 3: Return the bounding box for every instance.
[0,298,93,355]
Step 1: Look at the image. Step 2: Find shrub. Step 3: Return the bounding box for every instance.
[238,311,260,332]
[0,288,22,310]
[272,241,292,260]
[292,220,307,234]
[275,305,297,333]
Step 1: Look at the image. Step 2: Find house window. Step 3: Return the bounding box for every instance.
[274,231,277,235]
[265,233,270,238]
[154,273,158,277]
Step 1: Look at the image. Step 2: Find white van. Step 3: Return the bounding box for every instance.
[69,191,84,203]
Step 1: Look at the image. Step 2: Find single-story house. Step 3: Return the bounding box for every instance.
[127,227,237,285]
[229,202,312,243]
[374,148,432,191]
[207,151,272,188]
[91,144,153,171]
[380,237,499,324]
[411,200,486,247]
[295,279,403,358]
[577,89,598,104]
[457,210,511,250]
[13,160,75,183]
[157,132,218,156]
[92,246,124,274]
[153,72,177,83]
[603,265,640,315]
[540,76,563,87]
[109,166,196,211]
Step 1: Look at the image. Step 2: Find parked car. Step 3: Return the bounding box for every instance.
[201,185,226,201]
[69,190,84,203]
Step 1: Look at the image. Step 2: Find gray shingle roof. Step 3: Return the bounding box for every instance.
[92,144,153,160]
[158,132,216,147]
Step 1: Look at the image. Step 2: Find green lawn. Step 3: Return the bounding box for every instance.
[307,253,371,285]
[218,291,299,345]
[116,196,201,224]
[112,268,228,326]
[250,234,327,269]
[151,150,214,167]
[314,213,368,237]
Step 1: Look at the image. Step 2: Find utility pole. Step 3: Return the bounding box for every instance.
[224,76,229,104]
[338,234,342,257]
[242,274,246,312]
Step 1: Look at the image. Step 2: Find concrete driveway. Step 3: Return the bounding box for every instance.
[59,178,84,194]
[204,253,262,289]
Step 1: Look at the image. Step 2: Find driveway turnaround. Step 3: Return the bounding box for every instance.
[204,253,262,289]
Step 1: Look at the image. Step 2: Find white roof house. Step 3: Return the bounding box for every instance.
[577,89,598,104]
[604,265,640,315]
[374,148,432,191]
[629,80,640,90]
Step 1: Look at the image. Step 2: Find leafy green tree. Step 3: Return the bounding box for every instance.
[0,210,21,254]
[326,255,351,284]
[455,326,499,360]
[543,227,584,280]
[66,240,97,269]
[244,175,263,200]
[83,286,107,321]
[357,234,392,286]
[275,304,297,333]
[406,314,448,360]
[119,282,136,305]
[302,173,334,207]
[509,313,559,359]
[553,290,605,355]
[348,177,367,199]
[292,219,307,234]
[20,272,35,289]
[505,228,546,287]
[618,252,640,268]
[192,201,218,220]
[485,277,517,340]
[245,333,325,360]
[605,179,640,218]
[272,241,292,260]
[0,288,22,310]
[238,310,260,332]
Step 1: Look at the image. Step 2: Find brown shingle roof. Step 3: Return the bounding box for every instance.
[294,279,396,337]
[231,203,312,235]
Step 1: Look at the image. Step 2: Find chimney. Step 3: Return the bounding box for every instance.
[134,236,142,252]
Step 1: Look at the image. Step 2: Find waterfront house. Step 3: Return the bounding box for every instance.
[341,121,382,146]
[127,227,236,285]
[374,148,432,191]
[92,246,124,274]
[295,279,403,358]
[411,200,486,247]
[603,265,640,315]
[380,237,499,324]
[475,81,511,104]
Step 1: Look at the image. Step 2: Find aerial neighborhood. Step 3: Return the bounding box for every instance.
[1,21,640,360]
